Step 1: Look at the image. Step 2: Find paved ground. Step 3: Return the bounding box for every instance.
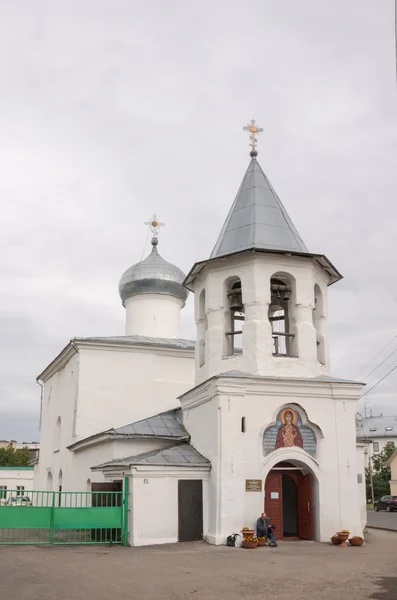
[367,509,397,531]
[1,529,396,600]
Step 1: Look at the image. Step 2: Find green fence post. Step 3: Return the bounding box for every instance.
[123,477,129,546]
[50,492,55,544]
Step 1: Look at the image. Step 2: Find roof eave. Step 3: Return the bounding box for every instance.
[183,248,342,291]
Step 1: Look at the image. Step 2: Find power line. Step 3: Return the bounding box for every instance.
[362,345,397,383]
[360,362,397,400]
[353,334,397,379]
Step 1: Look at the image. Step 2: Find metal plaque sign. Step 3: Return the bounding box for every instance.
[245,479,262,492]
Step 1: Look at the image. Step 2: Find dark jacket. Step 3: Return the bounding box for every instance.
[256,516,271,536]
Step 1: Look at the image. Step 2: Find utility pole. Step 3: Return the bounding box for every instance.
[368,441,375,505]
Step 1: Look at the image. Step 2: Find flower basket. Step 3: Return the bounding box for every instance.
[331,536,341,546]
[241,528,256,540]
[257,537,267,547]
[337,531,350,547]
[242,540,258,549]
[349,537,364,547]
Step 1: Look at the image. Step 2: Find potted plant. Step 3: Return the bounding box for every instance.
[242,535,258,549]
[349,536,364,547]
[257,536,267,547]
[337,530,350,547]
[241,527,256,540]
[331,534,341,546]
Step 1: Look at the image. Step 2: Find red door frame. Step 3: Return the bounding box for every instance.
[264,469,313,540]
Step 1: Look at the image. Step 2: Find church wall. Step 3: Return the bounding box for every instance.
[356,444,367,531]
[194,252,330,385]
[129,470,209,546]
[181,376,363,545]
[181,388,220,543]
[34,352,79,492]
[75,345,194,440]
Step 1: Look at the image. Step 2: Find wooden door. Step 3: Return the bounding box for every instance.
[264,472,282,537]
[297,473,313,539]
[178,480,203,542]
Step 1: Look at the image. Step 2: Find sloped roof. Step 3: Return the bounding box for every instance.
[68,409,189,452]
[219,371,361,384]
[93,443,211,470]
[114,409,189,439]
[356,415,397,439]
[211,157,309,258]
[73,335,195,351]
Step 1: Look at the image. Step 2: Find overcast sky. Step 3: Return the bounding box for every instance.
[1,1,396,441]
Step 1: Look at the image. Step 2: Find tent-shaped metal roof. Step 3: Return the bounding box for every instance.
[211,156,309,258]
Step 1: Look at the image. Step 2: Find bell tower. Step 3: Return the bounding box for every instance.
[184,121,342,384]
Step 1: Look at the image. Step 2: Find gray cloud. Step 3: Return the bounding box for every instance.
[1,0,397,440]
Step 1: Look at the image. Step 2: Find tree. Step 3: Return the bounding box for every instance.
[0,445,32,467]
[365,441,396,501]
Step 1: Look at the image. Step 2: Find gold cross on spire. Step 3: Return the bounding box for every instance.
[144,214,165,241]
[243,119,264,152]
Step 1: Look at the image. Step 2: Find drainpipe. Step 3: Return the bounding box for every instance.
[216,395,222,541]
[70,340,80,437]
[36,378,44,432]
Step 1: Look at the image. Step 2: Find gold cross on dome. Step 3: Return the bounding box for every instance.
[243,119,264,150]
[144,214,165,240]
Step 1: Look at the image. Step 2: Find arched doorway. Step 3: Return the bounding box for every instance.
[265,462,314,540]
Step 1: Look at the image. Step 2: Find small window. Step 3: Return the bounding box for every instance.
[241,417,246,433]
[369,427,377,432]
[373,442,379,452]
[357,474,363,484]
[385,427,393,431]
[0,486,7,499]
[16,486,25,496]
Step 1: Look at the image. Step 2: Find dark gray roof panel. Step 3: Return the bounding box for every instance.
[114,409,189,439]
[356,415,397,438]
[94,444,211,469]
[211,157,309,258]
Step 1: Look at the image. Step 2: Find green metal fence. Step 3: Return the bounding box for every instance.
[0,479,129,545]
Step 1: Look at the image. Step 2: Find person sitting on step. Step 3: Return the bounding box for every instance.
[256,512,277,547]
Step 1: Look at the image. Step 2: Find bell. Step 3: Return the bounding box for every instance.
[230,291,243,312]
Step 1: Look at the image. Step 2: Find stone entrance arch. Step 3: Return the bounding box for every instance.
[263,453,321,540]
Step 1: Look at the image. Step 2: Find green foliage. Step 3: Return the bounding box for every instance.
[0,445,32,467]
[365,441,396,501]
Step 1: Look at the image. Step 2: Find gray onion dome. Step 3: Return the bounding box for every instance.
[119,239,188,307]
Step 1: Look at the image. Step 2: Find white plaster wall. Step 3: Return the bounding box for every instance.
[193,252,331,385]
[125,294,184,338]
[76,345,194,439]
[363,437,397,468]
[34,352,79,493]
[390,455,397,496]
[129,472,209,546]
[0,469,34,499]
[356,445,367,531]
[181,376,363,544]
[35,343,194,494]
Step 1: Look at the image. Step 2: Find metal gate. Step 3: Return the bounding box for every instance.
[0,478,129,545]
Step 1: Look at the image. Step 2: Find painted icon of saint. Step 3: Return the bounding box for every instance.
[275,409,303,449]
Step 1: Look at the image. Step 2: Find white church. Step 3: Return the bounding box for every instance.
[34,122,367,546]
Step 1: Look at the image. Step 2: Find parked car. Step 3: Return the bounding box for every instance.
[6,496,32,507]
[374,495,397,512]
